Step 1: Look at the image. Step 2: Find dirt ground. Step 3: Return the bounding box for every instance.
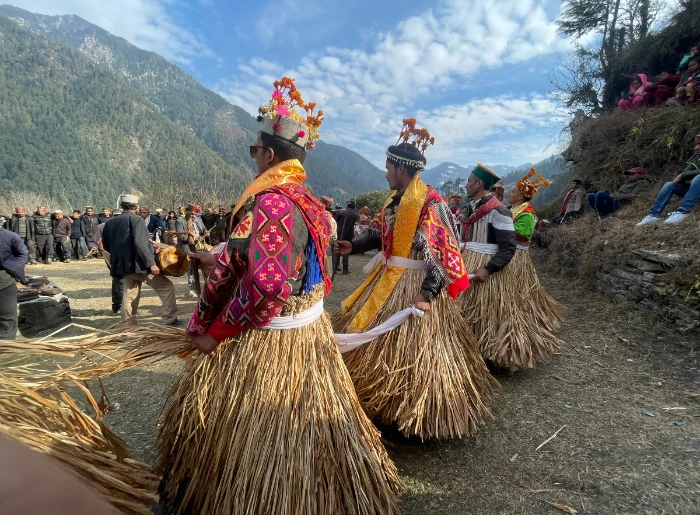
[20,254,700,514]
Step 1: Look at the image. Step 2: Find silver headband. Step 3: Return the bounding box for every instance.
[386,150,426,170]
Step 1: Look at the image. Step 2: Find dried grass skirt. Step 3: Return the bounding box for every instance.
[332,267,497,440]
[459,250,563,372]
[156,294,402,514]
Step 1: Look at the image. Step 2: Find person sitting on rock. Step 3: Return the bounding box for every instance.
[636,135,700,226]
[619,74,649,111]
[554,179,585,224]
[587,167,651,219]
[643,70,681,105]
[674,58,700,104]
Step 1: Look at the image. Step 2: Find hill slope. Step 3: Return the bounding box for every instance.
[0,14,246,208]
[0,5,387,197]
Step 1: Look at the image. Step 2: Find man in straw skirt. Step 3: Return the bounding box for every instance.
[459,165,559,371]
[160,78,401,514]
[334,119,496,440]
[508,168,564,338]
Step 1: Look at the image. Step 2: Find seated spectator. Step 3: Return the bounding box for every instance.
[636,135,700,226]
[619,74,649,111]
[643,71,681,105]
[674,58,700,104]
[553,179,585,224]
[587,167,651,219]
[677,45,699,74]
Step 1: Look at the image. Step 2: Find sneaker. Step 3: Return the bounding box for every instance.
[64,259,71,263]
[29,260,38,265]
[45,258,53,264]
[164,319,183,327]
[186,290,198,298]
[635,215,662,226]
[664,211,690,225]
[342,270,350,275]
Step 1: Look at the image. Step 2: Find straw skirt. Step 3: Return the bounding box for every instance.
[459,250,562,372]
[332,267,497,440]
[156,289,402,515]
[511,249,564,333]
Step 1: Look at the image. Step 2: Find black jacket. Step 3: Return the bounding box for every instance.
[52,217,72,239]
[32,212,53,236]
[98,214,112,225]
[102,212,155,278]
[0,228,28,283]
[8,215,34,240]
[80,214,100,239]
[335,208,358,241]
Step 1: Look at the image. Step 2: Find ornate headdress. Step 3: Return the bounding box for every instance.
[516,167,550,200]
[386,118,435,171]
[257,77,323,149]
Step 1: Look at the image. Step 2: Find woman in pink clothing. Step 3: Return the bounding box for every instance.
[619,74,649,111]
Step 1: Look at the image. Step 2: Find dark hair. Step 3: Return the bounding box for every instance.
[260,132,307,164]
[73,210,81,214]
[386,143,426,177]
[572,179,582,186]
[120,201,138,211]
[690,57,700,65]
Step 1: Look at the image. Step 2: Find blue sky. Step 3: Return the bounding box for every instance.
[10,0,676,168]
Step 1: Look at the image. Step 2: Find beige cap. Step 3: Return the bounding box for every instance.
[119,194,139,204]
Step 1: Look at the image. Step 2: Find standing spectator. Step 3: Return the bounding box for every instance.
[636,135,700,225]
[139,206,165,241]
[201,208,217,243]
[32,206,53,264]
[81,207,100,257]
[177,206,206,297]
[52,210,72,262]
[98,207,112,225]
[213,208,227,244]
[587,167,651,219]
[675,58,700,104]
[165,211,178,244]
[618,74,649,111]
[8,206,37,265]
[334,199,358,274]
[554,179,585,224]
[92,222,123,314]
[102,195,180,327]
[0,226,27,339]
[155,208,167,223]
[223,203,235,239]
[69,210,88,261]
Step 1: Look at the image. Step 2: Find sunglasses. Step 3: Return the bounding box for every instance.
[249,145,270,158]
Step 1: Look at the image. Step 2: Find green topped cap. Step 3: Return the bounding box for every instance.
[471,163,500,188]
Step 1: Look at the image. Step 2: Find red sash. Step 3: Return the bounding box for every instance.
[463,195,502,241]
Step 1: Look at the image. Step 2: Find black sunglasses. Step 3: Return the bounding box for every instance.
[249,145,270,158]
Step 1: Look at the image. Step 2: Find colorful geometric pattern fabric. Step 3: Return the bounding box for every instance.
[462,194,502,239]
[512,203,537,243]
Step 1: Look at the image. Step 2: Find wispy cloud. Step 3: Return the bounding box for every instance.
[217,0,570,166]
[13,0,215,66]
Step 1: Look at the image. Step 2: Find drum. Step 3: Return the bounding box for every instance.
[154,244,190,277]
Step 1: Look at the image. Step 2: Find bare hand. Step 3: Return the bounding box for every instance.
[472,267,490,284]
[149,264,160,275]
[191,334,219,355]
[412,294,431,312]
[335,240,352,256]
[674,174,683,184]
[189,251,216,268]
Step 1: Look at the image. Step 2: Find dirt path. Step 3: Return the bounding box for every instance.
[22,256,700,514]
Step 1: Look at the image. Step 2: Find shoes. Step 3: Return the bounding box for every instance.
[28,276,49,284]
[45,258,52,264]
[342,270,350,275]
[664,211,690,225]
[164,319,184,327]
[17,290,40,302]
[39,286,61,296]
[29,260,38,265]
[64,259,71,263]
[186,290,198,298]
[80,257,87,261]
[635,215,662,226]
[112,308,121,315]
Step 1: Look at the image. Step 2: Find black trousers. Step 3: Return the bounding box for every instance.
[112,277,123,312]
[342,255,350,272]
[54,237,71,261]
[35,234,53,261]
[0,285,18,340]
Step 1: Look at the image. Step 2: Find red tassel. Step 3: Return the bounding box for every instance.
[447,273,470,300]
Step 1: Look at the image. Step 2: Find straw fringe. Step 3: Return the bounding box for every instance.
[510,250,564,333]
[332,265,497,440]
[156,289,402,514]
[459,250,563,372]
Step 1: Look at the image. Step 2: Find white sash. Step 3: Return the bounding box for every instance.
[362,253,428,274]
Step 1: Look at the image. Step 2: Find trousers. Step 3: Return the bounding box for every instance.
[0,285,18,340]
[122,273,178,324]
[35,234,53,261]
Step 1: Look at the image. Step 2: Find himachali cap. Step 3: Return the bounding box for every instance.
[471,163,500,188]
[118,194,139,204]
[516,167,550,200]
[386,118,435,171]
[257,77,323,149]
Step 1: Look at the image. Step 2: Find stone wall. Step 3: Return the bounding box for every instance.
[596,249,699,331]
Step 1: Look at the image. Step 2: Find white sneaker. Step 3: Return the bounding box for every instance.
[186,290,198,298]
[664,211,690,225]
[635,215,662,226]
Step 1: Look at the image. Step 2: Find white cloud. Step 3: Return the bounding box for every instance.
[217,0,569,166]
[12,0,215,65]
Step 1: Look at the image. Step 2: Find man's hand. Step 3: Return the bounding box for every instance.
[149,264,160,275]
[472,267,490,284]
[189,251,216,268]
[335,240,352,256]
[674,174,683,185]
[192,334,219,355]
[412,293,431,312]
